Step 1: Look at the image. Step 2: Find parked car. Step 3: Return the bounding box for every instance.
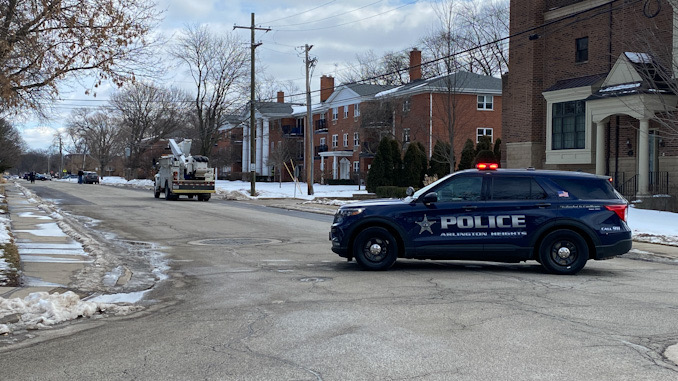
[83,171,100,184]
[330,164,631,275]
[35,173,50,181]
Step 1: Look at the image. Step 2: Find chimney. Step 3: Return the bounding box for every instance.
[277,91,285,103]
[320,75,335,103]
[409,48,422,82]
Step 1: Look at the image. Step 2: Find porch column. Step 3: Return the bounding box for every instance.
[595,121,606,175]
[332,156,338,179]
[638,118,650,196]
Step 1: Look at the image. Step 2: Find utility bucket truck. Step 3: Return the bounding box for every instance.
[154,139,216,201]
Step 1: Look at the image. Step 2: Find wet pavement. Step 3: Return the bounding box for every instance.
[0,184,90,299]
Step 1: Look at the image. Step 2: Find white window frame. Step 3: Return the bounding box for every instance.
[354,103,360,117]
[343,133,348,147]
[542,87,594,165]
[353,132,359,147]
[353,161,360,173]
[477,95,494,110]
[476,128,493,143]
[343,106,349,119]
[403,128,411,143]
[332,108,338,120]
[332,134,338,148]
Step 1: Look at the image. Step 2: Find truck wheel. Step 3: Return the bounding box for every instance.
[538,229,589,275]
[165,182,173,201]
[154,183,160,198]
[198,194,211,201]
[352,227,398,271]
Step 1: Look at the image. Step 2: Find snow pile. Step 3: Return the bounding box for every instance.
[628,207,678,246]
[0,291,139,334]
[214,180,364,200]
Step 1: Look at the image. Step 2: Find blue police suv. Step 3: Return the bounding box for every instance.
[330,164,632,275]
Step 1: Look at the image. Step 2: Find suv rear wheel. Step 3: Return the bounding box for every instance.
[353,227,398,271]
[538,229,589,275]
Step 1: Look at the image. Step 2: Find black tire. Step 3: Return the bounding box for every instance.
[199,194,211,202]
[154,183,160,198]
[352,227,398,271]
[165,182,173,201]
[538,229,589,275]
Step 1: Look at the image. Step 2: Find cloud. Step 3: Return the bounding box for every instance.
[19,126,61,151]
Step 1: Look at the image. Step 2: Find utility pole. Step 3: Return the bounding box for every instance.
[304,44,315,196]
[234,13,270,196]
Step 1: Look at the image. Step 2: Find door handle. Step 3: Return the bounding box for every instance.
[536,203,551,208]
[463,205,477,211]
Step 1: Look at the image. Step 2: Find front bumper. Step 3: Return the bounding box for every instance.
[330,226,349,257]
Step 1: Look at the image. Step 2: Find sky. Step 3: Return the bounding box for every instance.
[17,0,441,151]
[2,178,678,335]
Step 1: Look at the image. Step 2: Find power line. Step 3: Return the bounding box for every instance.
[274,1,416,32]
[259,0,339,24]
[269,0,385,28]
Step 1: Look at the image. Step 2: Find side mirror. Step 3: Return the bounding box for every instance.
[423,192,438,205]
[406,186,415,196]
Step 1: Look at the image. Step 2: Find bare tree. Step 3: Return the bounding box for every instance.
[172,25,249,157]
[422,0,509,77]
[0,0,162,112]
[111,82,188,175]
[67,108,121,176]
[267,138,301,184]
[338,50,414,86]
[0,118,24,172]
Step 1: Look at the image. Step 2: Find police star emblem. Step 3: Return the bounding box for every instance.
[415,214,436,234]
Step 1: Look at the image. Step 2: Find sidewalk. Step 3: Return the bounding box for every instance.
[0,183,91,300]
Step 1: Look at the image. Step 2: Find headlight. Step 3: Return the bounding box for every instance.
[337,208,365,217]
[334,208,365,223]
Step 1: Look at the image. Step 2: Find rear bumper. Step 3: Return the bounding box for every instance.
[594,238,632,260]
[172,182,215,193]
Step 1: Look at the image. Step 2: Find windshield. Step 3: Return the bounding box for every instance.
[407,173,455,201]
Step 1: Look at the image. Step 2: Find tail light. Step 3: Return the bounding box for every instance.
[605,204,628,222]
[173,171,178,181]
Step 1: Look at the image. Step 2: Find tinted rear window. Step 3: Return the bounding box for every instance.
[550,178,617,200]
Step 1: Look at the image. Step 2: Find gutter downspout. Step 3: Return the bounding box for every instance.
[429,91,433,157]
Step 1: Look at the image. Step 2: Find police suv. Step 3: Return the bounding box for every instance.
[330,164,632,275]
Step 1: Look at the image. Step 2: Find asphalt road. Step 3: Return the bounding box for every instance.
[3,181,678,380]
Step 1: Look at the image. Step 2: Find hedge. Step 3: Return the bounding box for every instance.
[376,186,409,199]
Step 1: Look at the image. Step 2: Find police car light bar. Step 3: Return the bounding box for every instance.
[476,163,499,170]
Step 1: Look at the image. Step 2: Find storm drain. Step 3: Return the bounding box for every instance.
[190,238,279,246]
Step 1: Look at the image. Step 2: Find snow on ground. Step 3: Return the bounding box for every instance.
[92,176,366,200]
[628,206,678,246]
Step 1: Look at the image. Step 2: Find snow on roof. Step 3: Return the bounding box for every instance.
[600,82,641,92]
[625,52,653,64]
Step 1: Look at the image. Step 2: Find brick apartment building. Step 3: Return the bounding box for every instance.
[503,0,678,208]
[228,49,502,185]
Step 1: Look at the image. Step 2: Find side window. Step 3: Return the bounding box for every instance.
[550,178,617,200]
[435,176,482,202]
[491,177,548,200]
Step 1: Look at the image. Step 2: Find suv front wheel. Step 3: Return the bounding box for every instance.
[352,227,398,271]
[538,229,589,275]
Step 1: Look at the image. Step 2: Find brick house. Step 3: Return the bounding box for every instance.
[503,0,678,207]
[310,49,502,184]
[238,49,502,185]
[372,50,502,169]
